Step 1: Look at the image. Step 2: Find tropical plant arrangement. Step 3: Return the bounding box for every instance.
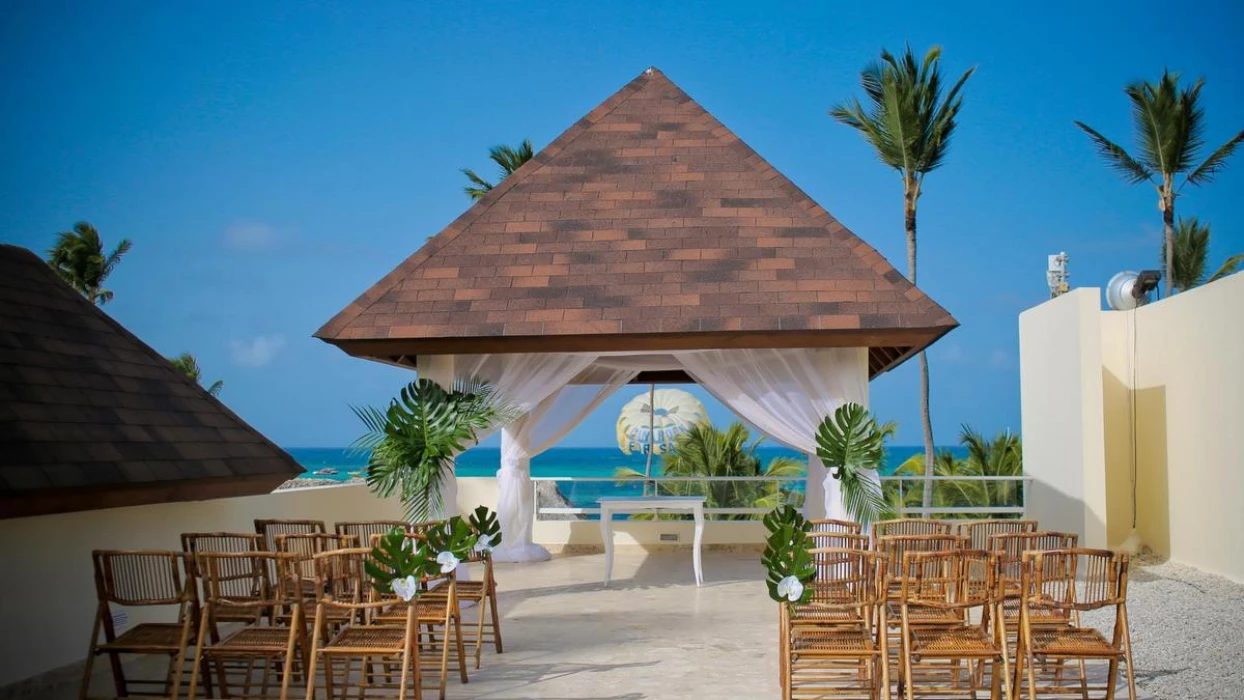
[831,45,974,513]
[46,221,132,306]
[1075,70,1244,296]
[761,505,816,605]
[366,513,488,600]
[614,422,805,520]
[815,403,895,524]
[887,425,1023,519]
[351,377,513,521]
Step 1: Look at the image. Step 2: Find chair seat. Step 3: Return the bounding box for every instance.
[909,626,999,658]
[891,603,963,626]
[99,623,189,653]
[1001,602,1070,625]
[1029,626,1123,657]
[790,627,878,656]
[210,627,296,654]
[788,605,866,626]
[423,581,486,601]
[321,626,410,654]
[373,599,452,625]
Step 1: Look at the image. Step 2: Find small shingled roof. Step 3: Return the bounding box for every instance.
[317,67,956,376]
[0,245,303,518]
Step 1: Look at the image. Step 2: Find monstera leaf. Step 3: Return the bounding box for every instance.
[761,505,816,606]
[365,526,428,595]
[468,505,502,550]
[423,516,481,563]
[815,403,892,524]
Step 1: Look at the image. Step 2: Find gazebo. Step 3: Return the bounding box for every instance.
[316,67,956,561]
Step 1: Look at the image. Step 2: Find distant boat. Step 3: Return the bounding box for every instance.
[348,470,364,478]
[313,468,338,477]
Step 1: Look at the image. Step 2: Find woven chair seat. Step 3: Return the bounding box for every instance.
[373,599,452,625]
[98,623,187,653]
[909,626,999,658]
[890,603,962,626]
[790,627,877,656]
[1001,602,1070,625]
[422,581,485,601]
[321,626,409,654]
[211,627,296,654]
[788,605,865,626]
[1029,626,1123,657]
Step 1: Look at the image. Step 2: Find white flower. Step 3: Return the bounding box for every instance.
[436,551,460,574]
[776,575,804,603]
[473,537,494,554]
[391,575,418,602]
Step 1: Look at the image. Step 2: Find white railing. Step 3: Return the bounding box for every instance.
[532,474,1031,520]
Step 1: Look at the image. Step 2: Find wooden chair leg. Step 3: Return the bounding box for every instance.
[80,610,103,700]
[489,586,504,653]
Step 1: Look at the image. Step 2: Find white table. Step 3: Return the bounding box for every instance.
[598,496,706,587]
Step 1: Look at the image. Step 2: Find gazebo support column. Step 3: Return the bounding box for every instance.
[416,354,460,520]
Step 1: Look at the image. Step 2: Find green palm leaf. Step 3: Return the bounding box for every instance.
[814,403,892,523]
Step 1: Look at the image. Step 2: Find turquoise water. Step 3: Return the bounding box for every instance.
[286,446,965,509]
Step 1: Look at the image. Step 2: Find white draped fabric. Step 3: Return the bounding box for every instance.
[673,347,870,520]
[454,354,637,562]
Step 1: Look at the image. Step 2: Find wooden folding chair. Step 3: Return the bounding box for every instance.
[782,548,889,700]
[959,520,1038,551]
[254,519,326,551]
[80,551,199,700]
[986,531,1079,642]
[182,533,267,631]
[876,535,965,622]
[1014,549,1136,700]
[809,530,871,551]
[188,551,307,700]
[303,548,423,700]
[420,538,503,669]
[898,549,1010,700]
[275,533,356,600]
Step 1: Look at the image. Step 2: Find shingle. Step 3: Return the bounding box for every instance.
[0,245,303,515]
[316,67,955,355]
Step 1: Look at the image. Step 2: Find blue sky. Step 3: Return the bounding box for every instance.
[3,1,1241,449]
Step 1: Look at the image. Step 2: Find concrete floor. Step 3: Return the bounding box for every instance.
[60,549,1170,699]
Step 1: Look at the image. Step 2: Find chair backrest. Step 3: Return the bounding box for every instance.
[92,550,193,607]
[276,533,357,581]
[335,521,409,546]
[1022,548,1128,612]
[309,548,369,607]
[988,531,1078,585]
[900,549,997,609]
[197,551,297,613]
[181,533,262,574]
[959,519,1038,550]
[806,548,884,608]
[875,534,964,578]
[872,518,953,540]
[254,519,326,550]
[408,520,444,536]
[808,519,863,536]
[808,531,871,552]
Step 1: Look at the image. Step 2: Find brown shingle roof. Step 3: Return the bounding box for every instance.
[316,68,956,375]
[0,245,302,518]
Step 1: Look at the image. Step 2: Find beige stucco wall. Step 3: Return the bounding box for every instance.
[1018,288,1109,547]
[1020,273,1244,581]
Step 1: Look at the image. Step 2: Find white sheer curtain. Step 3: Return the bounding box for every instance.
[495,371,637,561]
[454,354,637,562]
[674,347,869,520]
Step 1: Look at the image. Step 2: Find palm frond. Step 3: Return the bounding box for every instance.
[1207,253,1243,283]
[461,168,494,200]
[1074,122,1154,184]
[1185,130,1244,187]
[1170,217,1211,291]
[102,239,133,279]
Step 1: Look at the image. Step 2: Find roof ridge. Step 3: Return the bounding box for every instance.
[315,67,666,340]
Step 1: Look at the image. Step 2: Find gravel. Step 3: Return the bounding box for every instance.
[1079,554,1244,699]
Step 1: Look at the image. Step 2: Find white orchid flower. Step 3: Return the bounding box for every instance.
[436,551,460,574]
[776,575,804,603]
[473,537,493,554]
[391,575,418,602]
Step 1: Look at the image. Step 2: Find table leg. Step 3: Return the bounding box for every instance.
[692,505,704,586]
[601,506,613,586]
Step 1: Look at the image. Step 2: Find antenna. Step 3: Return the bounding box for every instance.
[1046,252,1069,298]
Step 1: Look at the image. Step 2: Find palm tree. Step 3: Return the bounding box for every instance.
[461,140,535,200]
[614,422,805,520]
[830,46,974,511]
[352,378,512,521]
[46,222,132,305]
[1075,70,1244,296]
[168,353,224,396]
[888,426,1023,518]
[1169,217,1242,292]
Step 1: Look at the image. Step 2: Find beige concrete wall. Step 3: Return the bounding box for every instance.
[1020,273,1244,581]
[1018,288,1109,547]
